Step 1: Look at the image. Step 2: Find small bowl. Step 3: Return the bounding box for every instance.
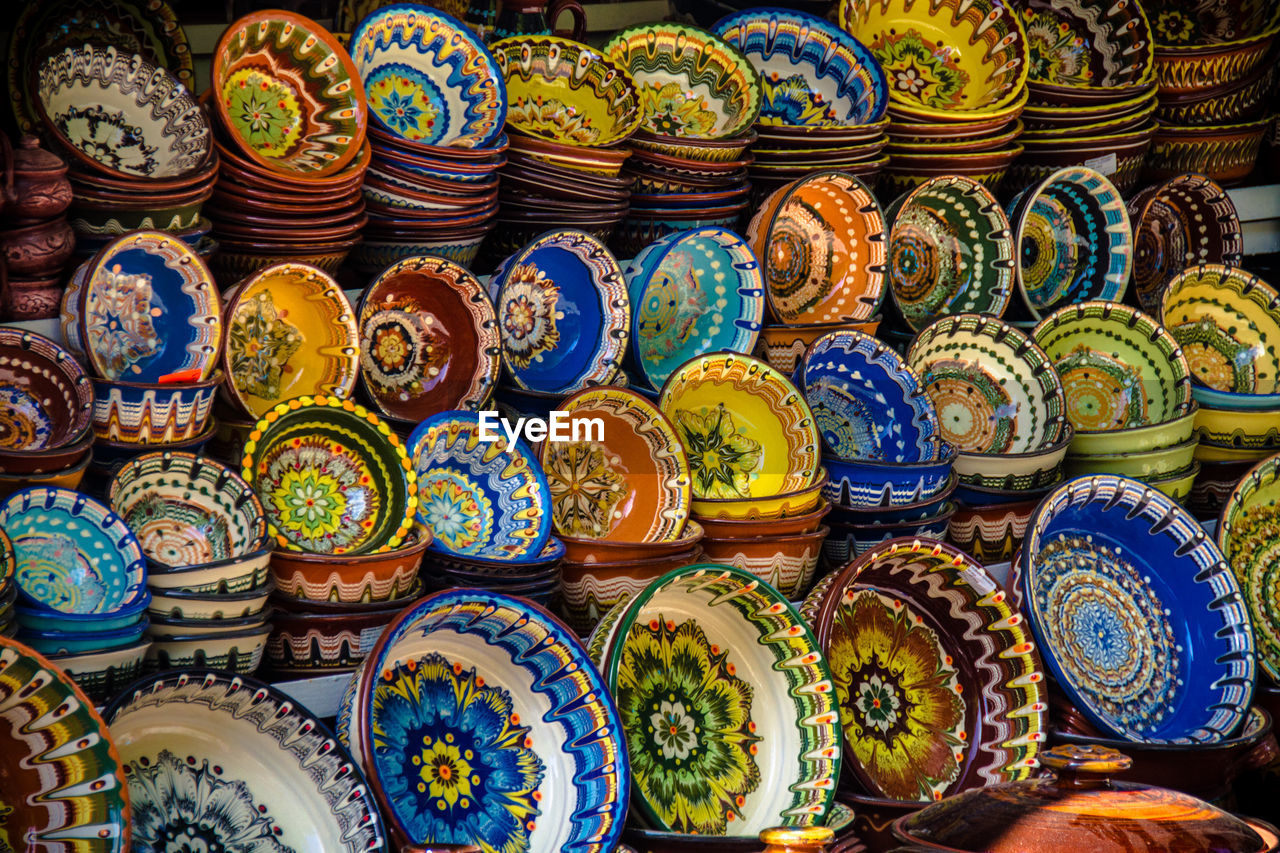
[90,372,221,444]
[1064,435,1199,478]
[16,593,150,633]
[269,527,431,603]
[49,638,151,704]
[265,597,406,672]
[0,454,90,500]
[1144,461,1199,501]
[953,421,1074,491]
[1143,116,1273,185]
[948,496,1040,563]
[1018,0,1155,89]
[146,624,271,673]
[823,502,955,566]
[700,525,828,599]
[1069,404,1199,456]
[18,616,149,655]
[828,472,958,525]
[148,610,270,636]
[753,319,883,375]
[558,548,702,634]
[1153,27,1278,92]
[824,444,957,508]
[558,521,704,564]
[695,499,831,537]
[0,328,92,454]
[690,470,828,520]
[1195,402,1280,449]
[145,549,272,594]
[147,577,274,620]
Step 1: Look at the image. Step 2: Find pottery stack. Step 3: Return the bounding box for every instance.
[0,545,12,639]
[0,135,75,320]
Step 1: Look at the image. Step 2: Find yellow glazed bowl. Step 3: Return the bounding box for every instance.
[1145,461,1198,501]
[1063,435,1199,479]
[1195,403,1280,449]
[691,470,828,520]
[1068,404,1199,456]
[1194,442,1274,463]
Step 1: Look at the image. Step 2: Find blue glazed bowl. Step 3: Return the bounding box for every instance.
[15,593,151,632]
[824,502,955,565]
[824,443,957,508]
[827,472,957,525]
[17,615,150,654]
[89,371,220,444]
[1190,383,1280,411]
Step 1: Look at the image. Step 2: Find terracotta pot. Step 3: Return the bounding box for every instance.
[700,525,829,600]
[1,134,72,220]
[0,273,61,320]
[558,547,702,634]
[0,218,74,277]
[269,529,431,603]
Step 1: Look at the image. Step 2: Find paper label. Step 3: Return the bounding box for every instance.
[1084,153,1118,175]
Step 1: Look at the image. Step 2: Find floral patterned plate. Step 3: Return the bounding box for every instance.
[602,563,840,833]
[408,410,552,560]
[1020,474,1255,742]
[105,669,385,853]
[660,352,820,500]
[712,8,888,127]
[1019,0,1154,89]
[212,10,367,178]
[351,4,506,148]
[352,588,628,853]
[811,537,1046,801]
[540,387,691,543]
[1,635,130,853]
[242,395,417,555]
[357,255,500,423]
[623,226,765,390]
[1219,455,1280,682]
[69,231,221,383]
[220,262,359,420]
[492,229,630,394]
[493,35,642,148]
[602,23,761,140]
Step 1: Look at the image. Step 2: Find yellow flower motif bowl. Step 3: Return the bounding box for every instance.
[602,23,762,140]
[492,35,642,148]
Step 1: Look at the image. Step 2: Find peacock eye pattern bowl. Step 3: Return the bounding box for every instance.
[1218,455,1280,682]
[1018,0,1155,89]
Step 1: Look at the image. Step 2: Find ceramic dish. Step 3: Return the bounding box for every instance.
[50,637,151,703]
[602,564,840,833]
[212,10,367,178]
[541,387,691,542]
[357,255,500,422]
[660,352,820,499]
[492,229,629,393]
[1032,301,1193,432]
[886,175,1014,329]
[0,328,92,452]
[351,4,505,147]
[603,23,762,140]
[802,329,942,462]
[1019,0,1155,88]
[712,8,888,126]
[624,225,765,390]
[269,527,428,603]
[1218,455,1280,681]
[1020,474,1254,742]
[688,469,827,520]
[1063,435,1198,478]
[1067,404,1198,456]
[824,444,957,508]
[408,409,551,560]
[145,625,270,671]
[350,588,628,853]
[221,261,360,419]
[952,420,1073,492]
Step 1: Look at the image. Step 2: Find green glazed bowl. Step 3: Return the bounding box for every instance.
[1145,460,1198,502]
[1063,434,1199,479]
[1219,454,1280,680]
[1194,401,1280,449]
[1068,403,1199,456]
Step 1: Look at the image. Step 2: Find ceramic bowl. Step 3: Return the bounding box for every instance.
[212,10,367,178]
[886,119,1025,153]
[1018,0,1155,89]
[264,594,406,672]
[879,144,1021,199]
[948,496,1040,563]
[34,45,210,179]
[145,625,271,672]
[17,615,149,654]
[1019,100,1158,138]
[712,8,888,127]
[1068,403,1199,456]
[558,547,701,635]
[90,372,220,444]
[1153,26,1278,92]
[1155,63,1276,126]
[823,503,955,565]
[828,471,958,523]
[689,470,827,520]
[693,499,830,537]
[1218,455,1280,681]
[1195,402,1280,449]
[1143,116,1273,185]
[603,23,761,140]
[1192,382,1280,411]
[752,318,882,375]
[243,394,416,555]
[89,420,217,474]
[824,443,957,508]
[1144,0,1278,44]
[953,420,1074,491]
[0,328,92,455]
[147,577,273,620]
[1187,457,1259,519]
[699,526,828,598]
[48,637,150,703]
[1064,434,1199,479]
[269,527,431,602]
[493,35,642,147]
[145,549,271,595]
[554,517,703,564]
[0,454,91,500]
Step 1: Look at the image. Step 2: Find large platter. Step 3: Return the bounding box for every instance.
[1219,455,1280,682]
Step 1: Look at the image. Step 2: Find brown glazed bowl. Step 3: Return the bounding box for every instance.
[558,547,702,635]
[269,528,432,603]
[1143,116,1273,185]
[695,499,831,537]
[699,525,828,600]
[558,521,705,564]
[0,328,92,451]
[265,595,410,673]
[946,497,1040,564]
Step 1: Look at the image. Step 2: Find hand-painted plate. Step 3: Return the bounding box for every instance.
[1218,455,1280,682]
[812,537,1046,802]
[602,564,840,833]
[357,255,500,422]
[540,387,691,542]
[801,329,942,463]
[354,589,629,853]
[351,4,506,147]
[242,395,417,555]
[492,229,629,394]
[660,352,820,500]
[1021,474,1255,742]
[408,410,552,560]
[624,226,765,390]
[105,670,385,853]
[0,487,147,616]
[1,635,129,853]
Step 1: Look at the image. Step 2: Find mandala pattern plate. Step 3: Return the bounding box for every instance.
[1219,455,1280,681]
[242,395,417,555]
[602,564,841,834]
[1020,475,1255,743]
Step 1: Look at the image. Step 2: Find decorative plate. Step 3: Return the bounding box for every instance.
[221,262,360,420]
[811,537,1045,801]
[0,635,130,853]
[801,329,942,462]
[1159,264,1280,395]
[212,10,368,177]
[105,670,385,853]
[540,387,691,542]
[1019,0,1154,88]
[1219,455,1280,681]
[624,226,765,390]
[602,23,762,140]
[1032,300,1194,432]
[746,171,886,324]
[1021,474,1255,742]
[357,255,500,422]
[602,564,840,833]
[73,231,221,383]
[408,410,552,560]
[0,487,147,616]
[351,4,506,147]
[888,175,1015,330]
[242,395,417,555]
[0,328,92,451]
[493,35,642,148]
[493,229,630,394]
[659,352,820,500]
[354,589,629,853]
[34,44,209,178]
[906,313,1067,454]
[1006,166,1133,318]
[712,8,888,126]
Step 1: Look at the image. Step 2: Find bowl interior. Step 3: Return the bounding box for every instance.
[0,329,92,451]
[1019,0,1154,88]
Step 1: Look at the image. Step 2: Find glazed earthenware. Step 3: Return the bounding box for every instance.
[1064,434,1198,478]
[49,637,150,703]
[144,547,271,595]
[270,526,429,604]
[557,547,699,634]
[948,496,1040,562]
[264,593,406,671]
[824,444,957,508]
[1,134,72,220]
[144,624,271,672]
[699,525,827,599]
[148,578,273,620]
[0,328,92,453]
[1218,455,1280,681]
[1019,0,1155,89]
[1144,116,1273,186]
[1195,406,1280,448]
[753,318,882,375]
[824,503,955,565]
[90,372,220,445]
[689,470,827,520]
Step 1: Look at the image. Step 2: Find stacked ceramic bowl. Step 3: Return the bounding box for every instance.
[0,534,12,638]
[107,452,271,677]
[31,43,217,258]
[2,487,151,703]
[202,10,370,284]
[1012,0,1159,194]
[837,0,1028,197]
[710,9,888,203]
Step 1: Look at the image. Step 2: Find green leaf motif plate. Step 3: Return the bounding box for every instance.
[1219,455,1280,681]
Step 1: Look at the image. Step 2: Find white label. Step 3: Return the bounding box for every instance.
[1084,153,1118,175]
